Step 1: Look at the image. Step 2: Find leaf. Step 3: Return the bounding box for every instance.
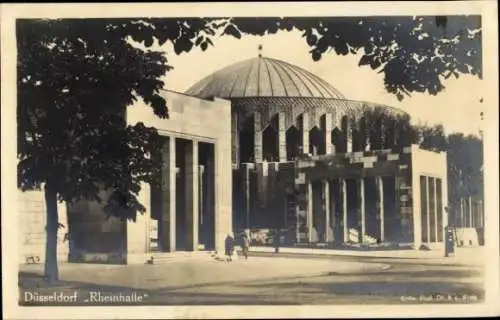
[359,55,371,66]
[144,36,154,48]
[370,58,381,69]
[200,41,208,51]
[195,36,203,46]
[311,50,321,62]
[306,33,317,46]
[222,24,241,39]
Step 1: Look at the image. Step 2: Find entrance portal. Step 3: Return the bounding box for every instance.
[149,137,215,253]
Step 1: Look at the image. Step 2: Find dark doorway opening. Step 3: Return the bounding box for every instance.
[198,142,216,251]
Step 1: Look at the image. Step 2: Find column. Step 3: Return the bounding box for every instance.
[231,113,239,165]
[244,164,251,230]
[433,178,438,242]
[342,179,348,243]
[254,112,263,162]
[278,112,287,162]
[330,179,337,242]
[346,124,353,153]
[460,197,464,227]
[479,200,483,228]
[301,113,310,155]
[307,181,313,243]
[468,196,473,228]
[160,136,176,252]
[205,154,215,250]
[199,165,204,245]
[185,140,199,251]
[323,114,333,155]
[323,180,332,242]
[358,178,365,243]
[426,177,431,243]
[127,182,150,262]
[377,176,385,242]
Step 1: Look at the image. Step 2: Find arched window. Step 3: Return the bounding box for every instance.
[286,125,300,161]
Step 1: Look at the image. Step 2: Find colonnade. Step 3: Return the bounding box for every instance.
[303,176,388,244]
[156,136,215,252]
[419,176,444,243]
[234,110,406,165]
[244,112,354,163]
[458,196,484,229]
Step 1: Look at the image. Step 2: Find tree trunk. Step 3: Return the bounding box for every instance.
[44,183,59,283]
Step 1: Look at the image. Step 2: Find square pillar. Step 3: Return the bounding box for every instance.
[468,196,473,228]
[185,140,199,251]
[323,114,333,155]
[377,176,385,242]
[479,200,483,228]
[433,178,438,242]
[214,140,233,254]
[278,112,287,162]
[358,178,366,243]
[254,113,263,163]
[160,136,176,252]
[199,165,204,240]
[231,113,239,165]
[342,179,348,243]
[307,181,313,243]
[127,182,150,263]
[243,164,251,230]
[301,113,310,155]
[460,197,464,227]
[426,176,431,243]
[323,180,333,242]
[204,154,215,250]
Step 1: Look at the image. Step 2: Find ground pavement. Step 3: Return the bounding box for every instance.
[18,247,484,305]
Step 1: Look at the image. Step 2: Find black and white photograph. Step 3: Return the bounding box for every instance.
[1,2,499,319]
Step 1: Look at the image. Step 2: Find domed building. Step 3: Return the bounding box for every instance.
[17,54,451,267]
[186,55,448,248]
[186,56,407,163]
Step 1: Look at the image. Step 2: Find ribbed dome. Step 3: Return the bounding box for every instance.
[185,56,346,100]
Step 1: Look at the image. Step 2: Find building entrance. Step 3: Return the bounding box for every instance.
[149,136,215,253]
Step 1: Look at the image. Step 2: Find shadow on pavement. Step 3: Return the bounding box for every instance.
[18,268,484,305]
[19,271,299,305]
[239,279,484,300]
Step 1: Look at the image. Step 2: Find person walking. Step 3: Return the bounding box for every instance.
[241,232,250,260]
[224,233,234,262]
[273,229,281,253]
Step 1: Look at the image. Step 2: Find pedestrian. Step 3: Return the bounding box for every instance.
[273,229,281,253]
[224,233,234,262]
[242,232,250,260]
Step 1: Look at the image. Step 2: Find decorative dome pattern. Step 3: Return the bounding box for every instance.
[185,56,346,99]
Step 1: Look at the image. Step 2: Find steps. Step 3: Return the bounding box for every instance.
[148,251,215,264]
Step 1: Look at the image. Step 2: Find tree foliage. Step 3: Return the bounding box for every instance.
[18,19,167,218]
[221,16,482,100]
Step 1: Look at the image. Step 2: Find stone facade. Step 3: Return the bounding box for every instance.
[232,145,449,249]
[19,90,232,264]
[18,189,68,264]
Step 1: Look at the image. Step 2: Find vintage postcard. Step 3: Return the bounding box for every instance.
[1,1,499,319]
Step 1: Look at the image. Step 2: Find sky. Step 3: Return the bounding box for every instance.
[157,28,485,137]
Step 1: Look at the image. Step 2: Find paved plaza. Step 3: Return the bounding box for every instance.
[19,247,484,305]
